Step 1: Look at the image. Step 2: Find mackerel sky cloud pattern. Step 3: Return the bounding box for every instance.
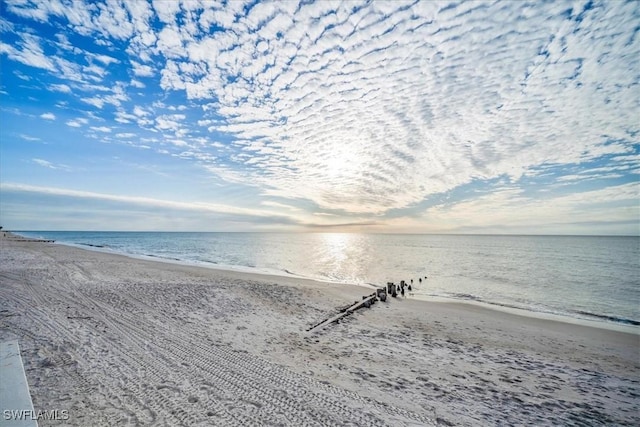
[0,0,638,233]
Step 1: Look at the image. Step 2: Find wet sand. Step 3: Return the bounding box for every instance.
[0,235,638,426]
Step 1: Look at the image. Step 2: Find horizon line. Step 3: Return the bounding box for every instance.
[9,229,639,238]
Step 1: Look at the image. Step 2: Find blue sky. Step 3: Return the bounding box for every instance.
[0,0,638,234]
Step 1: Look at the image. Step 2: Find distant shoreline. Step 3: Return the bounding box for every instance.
[0,231,55,243]
[11,229,640,237]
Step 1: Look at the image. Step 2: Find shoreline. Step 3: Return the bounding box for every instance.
[17,230,639,334]
[12,232,640,336]
[64,238,640,334]
[1,235,638,425]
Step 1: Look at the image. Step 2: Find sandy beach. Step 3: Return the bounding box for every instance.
[0,235,638,426]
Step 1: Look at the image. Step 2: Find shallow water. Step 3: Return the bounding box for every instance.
[18,231,640,327]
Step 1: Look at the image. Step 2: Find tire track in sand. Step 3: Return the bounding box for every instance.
[3,247,435,426]
[79,285,434,426]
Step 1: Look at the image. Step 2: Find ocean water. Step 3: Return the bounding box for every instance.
[17,231,640,327]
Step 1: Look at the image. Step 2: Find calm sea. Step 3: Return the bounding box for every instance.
[17,231,640,328]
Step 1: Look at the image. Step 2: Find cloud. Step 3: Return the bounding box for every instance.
[66,117,89,127]
[151,0,180,25]
[83,62,106,77]
[130,79,145,88]
[0,33,56,71]
[1,0,638,233]
[93,53,118,65]
[81,97,105,109]
[40,112,56,120]
[20,134,40,141]
[155,114,185,132]
[0,182,303,224]
[32,158,70,171]
[13,70,31,80]
[90,126,111,133]
[138,0,638,216]
[49,83,72,93]
[131,60,155,77]
[261,201,302,212]
[133,105,150,117]
[80,83,128,109]
[417,182,640,234]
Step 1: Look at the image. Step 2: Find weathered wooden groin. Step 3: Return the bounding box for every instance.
[307,288,387,332]
[306,275,427,332]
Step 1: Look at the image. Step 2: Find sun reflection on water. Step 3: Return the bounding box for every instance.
[321,233,350,263]
[312,233,373,283]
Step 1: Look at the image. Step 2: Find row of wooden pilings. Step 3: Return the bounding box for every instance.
[307,276,428,332]
[386,280,409,298]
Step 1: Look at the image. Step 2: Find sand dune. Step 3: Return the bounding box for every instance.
[0,236,638,426]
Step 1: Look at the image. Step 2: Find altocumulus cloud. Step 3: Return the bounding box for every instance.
[0,0,638,232]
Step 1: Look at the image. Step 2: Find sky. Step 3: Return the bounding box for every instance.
[0,0,638,234]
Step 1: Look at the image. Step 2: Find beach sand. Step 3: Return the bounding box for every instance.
[0,235,638,426]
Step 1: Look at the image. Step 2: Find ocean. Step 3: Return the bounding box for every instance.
[16,231,640,328]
